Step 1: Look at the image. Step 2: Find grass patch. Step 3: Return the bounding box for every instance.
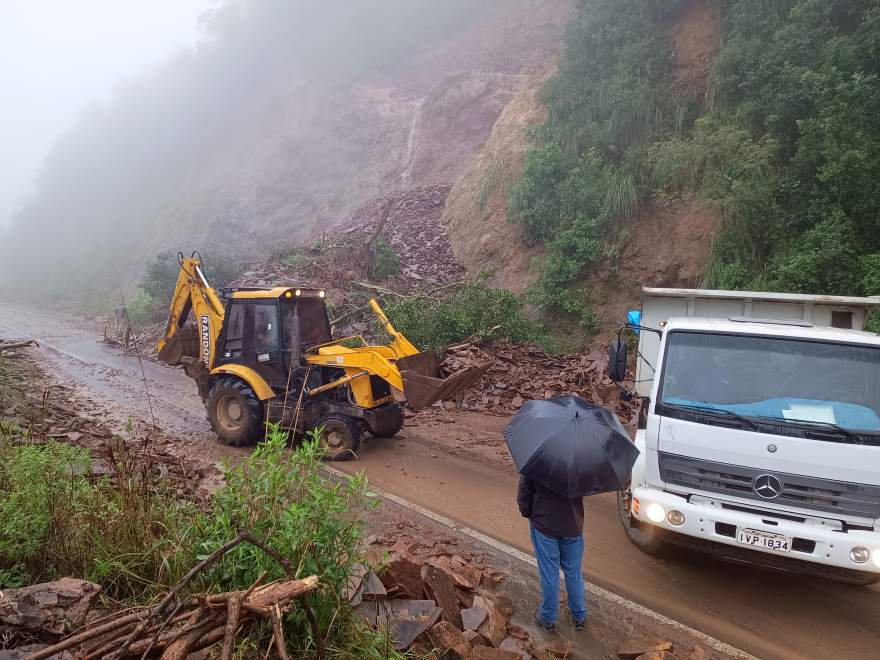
[0,426,193,599]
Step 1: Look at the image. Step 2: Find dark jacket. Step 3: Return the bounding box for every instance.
[517,475,584,539]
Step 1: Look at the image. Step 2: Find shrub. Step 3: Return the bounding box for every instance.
[386,283,569,352]
[125,289,159,325]
[192,427,390,656]
[371,235,400,279]
[283,253,313,271]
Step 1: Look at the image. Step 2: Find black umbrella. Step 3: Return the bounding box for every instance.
[503,395,639,498]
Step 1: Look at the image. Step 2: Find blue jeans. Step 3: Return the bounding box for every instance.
[530,526,587,624]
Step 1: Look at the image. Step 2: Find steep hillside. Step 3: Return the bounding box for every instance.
[0,0,573,303]
[441,63,556,293]
[445,0,722,328]
[502,0,880,332]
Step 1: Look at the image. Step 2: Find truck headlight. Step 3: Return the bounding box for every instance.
[646,503,665,523]
[849,546,870,564]
[667,510,685,526]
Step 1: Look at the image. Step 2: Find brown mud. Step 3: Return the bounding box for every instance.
[2,302,878,660]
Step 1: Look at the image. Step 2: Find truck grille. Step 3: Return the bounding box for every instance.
[658,452,880,520]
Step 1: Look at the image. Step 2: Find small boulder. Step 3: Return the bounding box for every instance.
[617,638,674,659]
[473,594,507,647]
[461,604,489,631]
[499,637,530,659]
[427,621,468,653]
[464,629,490,647]
[0,578,100,637]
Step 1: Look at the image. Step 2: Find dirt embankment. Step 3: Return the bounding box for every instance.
[441,62,555,292]
[668,0,723,105]
[593,197,719,332]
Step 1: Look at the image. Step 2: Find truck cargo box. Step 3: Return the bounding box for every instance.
[635,288,880,397]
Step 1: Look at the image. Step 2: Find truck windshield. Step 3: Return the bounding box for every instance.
[659,331,880,432]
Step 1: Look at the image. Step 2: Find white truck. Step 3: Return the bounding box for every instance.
[608,288,880,584]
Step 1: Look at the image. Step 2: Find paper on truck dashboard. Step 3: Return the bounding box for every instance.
[782,404,837,424]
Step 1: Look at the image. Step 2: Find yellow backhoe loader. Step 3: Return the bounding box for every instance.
[157,252,489,459]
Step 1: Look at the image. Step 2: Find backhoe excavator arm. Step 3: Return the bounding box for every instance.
[157,253,226,369]
[369,298,419,358]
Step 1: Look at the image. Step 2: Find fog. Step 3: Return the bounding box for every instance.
[0,0,493,303]
[0,0,210,231]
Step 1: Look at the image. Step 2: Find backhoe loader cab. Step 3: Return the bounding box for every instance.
[157,253,489,459]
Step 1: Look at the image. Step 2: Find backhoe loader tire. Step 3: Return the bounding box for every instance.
[315,414,361,462]
[207,379,264,447]
[617,486,666,555]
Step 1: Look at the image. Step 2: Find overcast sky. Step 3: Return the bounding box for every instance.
[0,0,212,230]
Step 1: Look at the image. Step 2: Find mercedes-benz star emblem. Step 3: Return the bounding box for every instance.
[753,474,783,499]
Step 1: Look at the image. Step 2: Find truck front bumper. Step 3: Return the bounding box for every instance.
[632,486,880,576]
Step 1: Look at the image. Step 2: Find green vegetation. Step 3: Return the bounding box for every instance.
[698,0,880,294]
[127,251,244,325]
[193,429,391,656]
[0,418,398,656]
[510,0,880,328]
[284,253,314,271]
[386,283,569,353]
[0,425,193,597]
[509,0,687,328]
[371,235,401,280]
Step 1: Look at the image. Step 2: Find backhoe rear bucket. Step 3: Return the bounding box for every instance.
[157,327,199,366]
[397,352,492,410]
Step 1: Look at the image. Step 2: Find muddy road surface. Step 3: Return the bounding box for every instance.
[2,302,878,660]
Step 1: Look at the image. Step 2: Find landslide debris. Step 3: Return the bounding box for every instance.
[353,532,560,657]
[439,340,639,426]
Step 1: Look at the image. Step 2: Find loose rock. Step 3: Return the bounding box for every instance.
[0,578,100,638]
[618,638,674,659]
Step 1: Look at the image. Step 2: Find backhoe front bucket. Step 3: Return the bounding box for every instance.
[397,352,492,410]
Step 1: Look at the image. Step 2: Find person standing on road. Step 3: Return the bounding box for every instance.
[517,474,587,632]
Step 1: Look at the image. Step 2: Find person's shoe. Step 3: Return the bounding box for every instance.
[573,618,586,631]
[535,613,555,632]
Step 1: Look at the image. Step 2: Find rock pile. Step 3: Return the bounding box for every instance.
[341,185,464,285]
[352,534,571,658]
[440,340,640,426]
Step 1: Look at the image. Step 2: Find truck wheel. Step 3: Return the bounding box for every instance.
[315,414,361,461]
[369,404,404,438]
[617,487,666,555]
[207,379,264,447]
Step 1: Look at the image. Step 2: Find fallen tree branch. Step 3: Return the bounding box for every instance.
[28,532,315,660]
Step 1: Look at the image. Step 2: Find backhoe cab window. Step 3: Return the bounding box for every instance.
[222,302,279,361]
[282,298,331,347]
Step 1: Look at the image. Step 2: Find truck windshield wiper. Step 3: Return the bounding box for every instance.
[754,417,864,444]
[663,403,759,430]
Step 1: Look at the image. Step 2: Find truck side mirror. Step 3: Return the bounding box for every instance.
[607,339,628,382]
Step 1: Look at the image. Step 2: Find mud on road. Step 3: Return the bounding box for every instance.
[2,302,878,660]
